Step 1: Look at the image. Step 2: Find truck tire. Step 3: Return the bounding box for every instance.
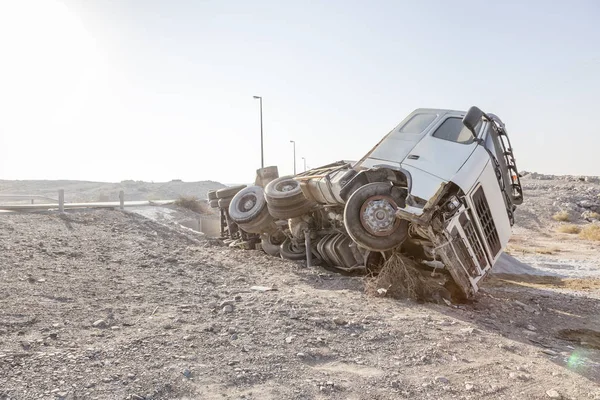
[261,234,282,257]
[216,185,246,199]
[209,199,219,208]
[207,190,218,201]
[279,238,308,261]
[229,186,267,224]
[343,182,409,251]
[265,177,315,219]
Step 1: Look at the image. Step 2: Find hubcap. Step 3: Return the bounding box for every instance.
[276,180,297,192]
[239,194,257,212]
[359,195,400,236]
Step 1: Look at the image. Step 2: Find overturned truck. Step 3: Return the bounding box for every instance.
[209,106,523,299]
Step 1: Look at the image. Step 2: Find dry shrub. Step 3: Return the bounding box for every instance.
[579,224,600,241]
[365,250,448,302]
[174,196,210,214]
[557,224,581,234]
[588,212,600,220]
[552,210,571,222]
[507,245,559,255]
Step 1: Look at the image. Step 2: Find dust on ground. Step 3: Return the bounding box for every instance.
[1,209,599,400]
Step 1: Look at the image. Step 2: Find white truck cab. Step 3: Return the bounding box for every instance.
[342,106,523,298]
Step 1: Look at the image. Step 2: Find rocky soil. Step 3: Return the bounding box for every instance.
[1,209,599,399]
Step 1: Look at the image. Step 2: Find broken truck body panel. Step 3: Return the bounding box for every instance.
[220,106,522,299]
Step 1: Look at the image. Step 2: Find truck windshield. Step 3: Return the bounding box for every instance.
[398,113,437,134]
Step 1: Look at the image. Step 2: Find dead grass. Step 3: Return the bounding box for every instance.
[174,196,210,214]
[556,224,582,234]
[506,245,560,255]
[579,224,600,241]
[365,250,448,302]
[552,210,571,222]
[488,274,600,291]
[587,212,600,220]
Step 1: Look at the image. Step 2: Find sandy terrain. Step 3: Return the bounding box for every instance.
[0,209,599,400]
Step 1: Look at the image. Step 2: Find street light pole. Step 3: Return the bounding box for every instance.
[253,96,264,168]
[302,157,307,172]
[290,140,296,175]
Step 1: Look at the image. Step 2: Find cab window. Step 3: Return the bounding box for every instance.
[432,117,475,144]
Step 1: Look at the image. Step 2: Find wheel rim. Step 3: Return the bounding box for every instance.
[275,180,298,193]
[238,194,257,213]
[359,195,400,237]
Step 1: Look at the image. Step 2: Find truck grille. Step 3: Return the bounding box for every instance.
[450,228,478,277]
[459,212,488,270]
[472,187,501,257]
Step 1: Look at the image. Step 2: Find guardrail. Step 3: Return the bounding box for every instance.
[0,190,175,212]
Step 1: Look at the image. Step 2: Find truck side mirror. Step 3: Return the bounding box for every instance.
[463,106,484,137]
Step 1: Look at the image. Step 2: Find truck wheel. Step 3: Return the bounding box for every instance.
[209,199,219,208]
[216,185,247,199]
[207,190,218,201]
[265,176,315,219]
[279,238,308,260]
[344,182,409,251]
[229,186,267,224]
[228,186,276,234]
[261,234,282,257]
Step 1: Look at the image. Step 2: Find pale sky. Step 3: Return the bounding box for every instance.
[0,0,598,184]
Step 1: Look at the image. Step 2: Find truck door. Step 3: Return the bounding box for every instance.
[402,116,479,181]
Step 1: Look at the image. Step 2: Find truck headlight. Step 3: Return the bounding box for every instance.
[446,196,461,212]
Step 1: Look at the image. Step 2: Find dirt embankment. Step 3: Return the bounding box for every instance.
[1,210,599,400]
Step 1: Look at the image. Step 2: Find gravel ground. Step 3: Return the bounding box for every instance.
[1,210,600,400]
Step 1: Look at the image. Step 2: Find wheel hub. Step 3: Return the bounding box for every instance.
[359,195,400,236]
[240,194,257,212]
[276,181,297,192]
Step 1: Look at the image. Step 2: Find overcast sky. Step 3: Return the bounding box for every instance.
[0,0,598,183]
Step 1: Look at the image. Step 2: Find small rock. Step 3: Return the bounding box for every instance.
[435,376,450,384]
[297,352,306,358]
[183,335,194,341]
[515,300,536,313]
[222,305,234,313]
[127,373,135,379]
[526,324,537,331]
[546,389,561,399]
[230,333,238,340]
[285,336,295,344]
[207,301,218,309]
[101,377,112,383]
[333,317,347,326]
[465,383,474,391]
[219,300,235,307]
[92,320,107,329]
[542,349,558,356]
[182,368,192,378]
[56,392,68,398]
[227,327,236,334]
[250,286,276,292]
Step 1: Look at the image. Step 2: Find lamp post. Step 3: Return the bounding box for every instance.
[253,96,264,168]
[302,157,307,172]
[290,140,296,175]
